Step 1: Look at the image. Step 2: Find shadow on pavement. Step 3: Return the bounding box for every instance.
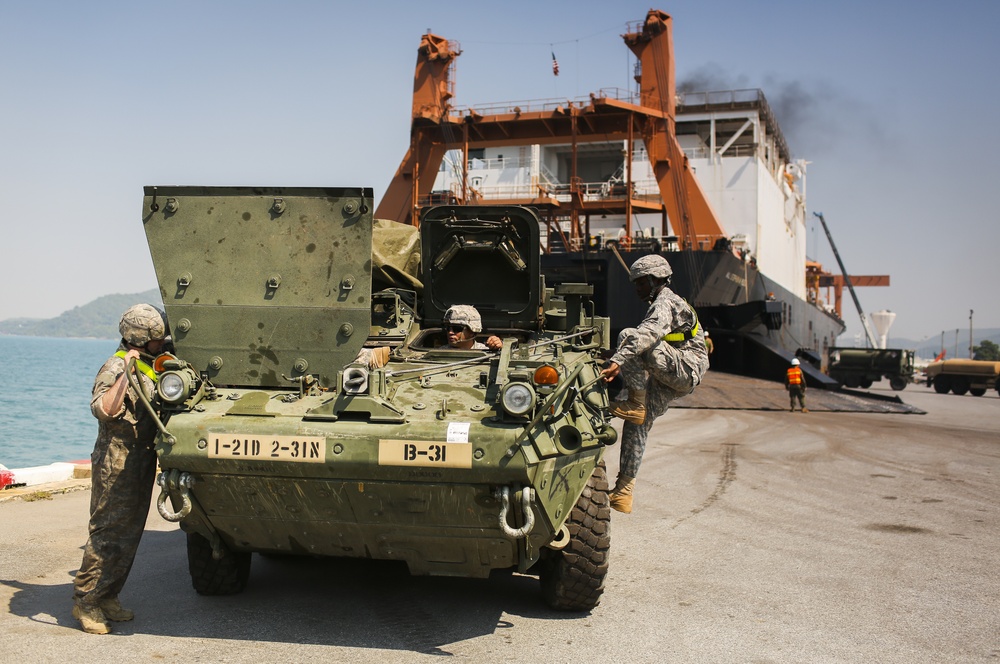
[2,529,588,655]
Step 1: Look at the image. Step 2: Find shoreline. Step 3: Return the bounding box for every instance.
[0,461,92,502]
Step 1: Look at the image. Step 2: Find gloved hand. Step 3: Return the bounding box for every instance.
[369,346,391,369]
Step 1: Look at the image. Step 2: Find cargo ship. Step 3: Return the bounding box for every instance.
[375,9,848,386]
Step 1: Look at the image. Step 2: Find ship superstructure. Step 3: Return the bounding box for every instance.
[376,10,851,384]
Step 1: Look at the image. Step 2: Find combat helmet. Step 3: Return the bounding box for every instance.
[628,255,672,282]
[119,304,167,347]
[443,304,483,333]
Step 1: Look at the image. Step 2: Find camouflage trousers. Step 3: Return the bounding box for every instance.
[73,428,157,607]
[617,329,706,479]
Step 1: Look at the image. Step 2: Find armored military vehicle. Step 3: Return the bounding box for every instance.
[136,187,617,611]
[826,346,915,391]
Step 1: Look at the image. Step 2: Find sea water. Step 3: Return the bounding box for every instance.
[0,335,119,469]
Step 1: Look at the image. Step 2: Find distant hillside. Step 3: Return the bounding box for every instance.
[0,290,163,339]
[838,328,1000,360]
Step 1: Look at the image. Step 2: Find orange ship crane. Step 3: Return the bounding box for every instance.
[376,10,728,252]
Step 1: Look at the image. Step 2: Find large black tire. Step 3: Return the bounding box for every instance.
[970,388,986,397]
[889,377,907,391]
[859,377,874,389]
[951,377,970,396]
[933,375,951,394]
[539,463,611,611]
[187,532,252,595]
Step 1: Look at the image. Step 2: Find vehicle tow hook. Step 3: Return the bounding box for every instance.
[496,486,535,539]
[156,470,194,522]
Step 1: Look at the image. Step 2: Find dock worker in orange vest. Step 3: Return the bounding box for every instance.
[786,358,808,412]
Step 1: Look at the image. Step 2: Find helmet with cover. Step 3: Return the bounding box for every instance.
[628,255,672,282]
[119,304,168,347]
[443,304,483,334]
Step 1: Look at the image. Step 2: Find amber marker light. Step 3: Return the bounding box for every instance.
[153,353,178,373]
[533,365,560,386]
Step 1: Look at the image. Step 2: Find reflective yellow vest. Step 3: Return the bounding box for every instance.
[115,351,158,383]
[662,303,701,344]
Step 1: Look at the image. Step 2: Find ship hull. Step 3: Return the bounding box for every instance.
[540,249,845,387]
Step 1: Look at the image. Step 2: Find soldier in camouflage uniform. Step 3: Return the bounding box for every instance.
[442,304,502,350]
[601,255,709,514]
[73,304,168,634]
[354,304,501,368]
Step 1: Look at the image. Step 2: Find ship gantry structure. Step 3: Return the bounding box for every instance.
[376,9,888,384]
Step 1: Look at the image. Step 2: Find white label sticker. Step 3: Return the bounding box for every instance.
[446,422,471,443]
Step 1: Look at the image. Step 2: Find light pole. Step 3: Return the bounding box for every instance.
[969,309,974,359]
[954,329,959,359]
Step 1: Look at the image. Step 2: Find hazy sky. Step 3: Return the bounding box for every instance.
[2,0,997,342]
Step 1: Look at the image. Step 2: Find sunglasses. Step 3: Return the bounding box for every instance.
[447,325,468,334]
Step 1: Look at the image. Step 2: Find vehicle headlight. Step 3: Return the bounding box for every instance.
[500,382,535,416]
[158,371,190,404]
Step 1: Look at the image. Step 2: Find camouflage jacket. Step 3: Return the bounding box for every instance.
[90,343,159,440]
[611,286,704,366]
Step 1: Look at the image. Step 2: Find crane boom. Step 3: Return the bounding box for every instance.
[813,212,879,348]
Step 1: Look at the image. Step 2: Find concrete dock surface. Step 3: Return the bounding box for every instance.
[1,375,997,662]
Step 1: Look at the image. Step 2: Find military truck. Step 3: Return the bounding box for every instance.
[135,187,617,611]
[924,359,1000,397]
[826,347,915,391]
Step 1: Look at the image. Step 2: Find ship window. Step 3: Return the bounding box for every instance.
[468,148,485,160]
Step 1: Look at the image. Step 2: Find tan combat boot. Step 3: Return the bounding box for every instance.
[609,474,636,514]
[609,389,646,425]
[73,603,111,634]
[99,597,135,622]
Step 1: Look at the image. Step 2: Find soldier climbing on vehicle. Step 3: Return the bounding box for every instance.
[600,254,709,514]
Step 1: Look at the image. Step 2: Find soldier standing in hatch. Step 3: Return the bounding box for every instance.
[73,304,168,634]
[442,304,502,350]
[786,358,808,412]
[353,304,501,368]
[600,255,709,514]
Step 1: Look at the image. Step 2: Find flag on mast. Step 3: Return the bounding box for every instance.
[551,51,559,76]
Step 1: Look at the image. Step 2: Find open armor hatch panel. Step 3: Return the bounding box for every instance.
[142,186,372,388]
[420,205,540,331]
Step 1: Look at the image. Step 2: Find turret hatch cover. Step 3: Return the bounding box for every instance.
[420,205,540,331]
[141,186,372,388]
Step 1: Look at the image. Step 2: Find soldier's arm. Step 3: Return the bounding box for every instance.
[612,294,690,365]
[92,351,139,421]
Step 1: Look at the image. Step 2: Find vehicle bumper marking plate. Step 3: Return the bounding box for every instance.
[208,434,326,462]
[378,439,472,469]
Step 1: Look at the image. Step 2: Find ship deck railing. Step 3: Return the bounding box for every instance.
[425,179,663,205]
[449,88,637,118]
